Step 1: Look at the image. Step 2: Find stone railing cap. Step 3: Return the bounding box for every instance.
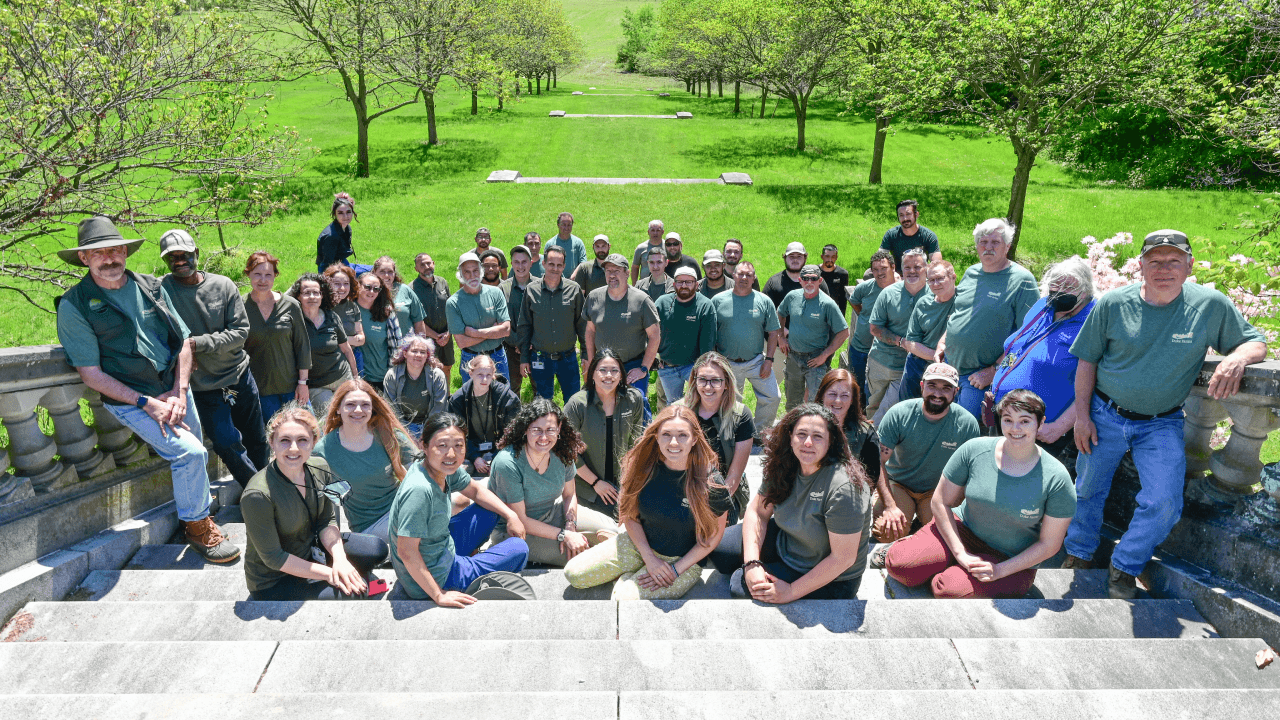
[1196,354,1280,397]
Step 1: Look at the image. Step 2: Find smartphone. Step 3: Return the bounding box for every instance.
[367,578,388,596]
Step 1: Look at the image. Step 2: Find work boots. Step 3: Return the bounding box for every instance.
[182,516,241,564]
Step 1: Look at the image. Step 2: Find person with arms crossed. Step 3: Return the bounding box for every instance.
[900,259,956,402]
[654,267,718,402]
[571,234,611,295]
[447,251,512,383]
[410,253,455,384]
[712,261,782,441]
[500,245,534,395]
[777,265,849,410]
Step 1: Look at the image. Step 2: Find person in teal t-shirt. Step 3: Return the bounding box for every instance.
[389,413,528,606]
[842,249,896,407]
[885,389,1075,599]
[778,265,849,410]
[865,248,928,423]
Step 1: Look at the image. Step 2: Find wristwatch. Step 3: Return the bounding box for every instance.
[556,528,567,543]
[135,395,149,409]
[639,365,650,374]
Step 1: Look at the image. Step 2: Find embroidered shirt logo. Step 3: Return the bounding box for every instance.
[808,491,824,500]
[88,298,106,312]
[941,441,958,449]
[988,291,1003,300]
[1171,331,1193,344]
[1020,508,1042,519]
[681,498,690,508]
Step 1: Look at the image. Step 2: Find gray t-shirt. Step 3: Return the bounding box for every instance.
[161,273,250,392]
[446,285,510,353]
[868,281,927,370]
[633,240,664,281]
[713,290,780,362]
[582,286,659,364]
[944,262,1039,375]
[877,399,982,493]
[772,464,870,583]
[778,289,848,355]
[489,446,575,533]
[1070,282,1264,416]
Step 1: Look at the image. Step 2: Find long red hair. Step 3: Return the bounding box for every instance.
[617,404,724,545]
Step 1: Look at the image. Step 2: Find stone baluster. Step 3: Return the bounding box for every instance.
[1183,389,1228,481]
[1209,395,1280,496]
[0,389,77,493]
[42,384,114,479]
[0,442,34,505]
[83,389,150,466]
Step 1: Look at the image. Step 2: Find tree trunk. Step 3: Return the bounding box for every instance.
[536,74,541,95]
[697,77,702,97]
[759,88,767,118]
[527,77,532,93]
[868,112,889,184]
[424,91,438,145]
[1005,141,1037,259]
[792,94,807,151]
[553,67,557,87]
[497,91,504,111]
[355,101,370,178]
[718,73,723,97]
[734,81,741,113]
[471,86,478,115]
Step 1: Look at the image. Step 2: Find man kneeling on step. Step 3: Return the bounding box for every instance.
[869,363,980,567]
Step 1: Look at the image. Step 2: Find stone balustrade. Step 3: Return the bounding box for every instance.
[1184,355,1280,510]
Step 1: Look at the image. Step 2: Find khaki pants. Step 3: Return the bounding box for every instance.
[864,355,903,424]
[490,496,616,567]
[564,529,704,600]
[872,481,935,543]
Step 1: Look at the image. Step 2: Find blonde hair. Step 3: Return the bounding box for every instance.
[676,352,743,442]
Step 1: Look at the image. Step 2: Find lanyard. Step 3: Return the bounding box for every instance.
[993,307,1059,398]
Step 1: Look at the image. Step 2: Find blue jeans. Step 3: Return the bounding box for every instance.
[105,389,212,523]
[624,357,653,423]
[899,354,928,401]
[318,260,373,275]
[529,349,581,400]
[191,369,269,488]
[459,346,509,384]
[258,391,295,425]
[657,363,693,404]
[1065,395,1186,577]
[956,371,988,423]
[443,505,529,590]
[846,348,869,409]
[352,347,365,377]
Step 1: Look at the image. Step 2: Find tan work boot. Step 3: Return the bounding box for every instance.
[1107,565,1138,600]
[1062,554,1092,570]
[182,516,241,564]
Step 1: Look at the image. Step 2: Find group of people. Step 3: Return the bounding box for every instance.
[53,191,1266,603]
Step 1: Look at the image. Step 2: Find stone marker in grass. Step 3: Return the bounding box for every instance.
[549,110,565,117]
[676,112,693,119]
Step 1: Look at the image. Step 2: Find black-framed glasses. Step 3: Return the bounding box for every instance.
[695,376,725,388]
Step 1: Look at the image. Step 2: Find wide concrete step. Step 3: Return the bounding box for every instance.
[12,597,1216,642]
[0,641,277,695]
[249,638,1277,692]
[5,690,1280,719]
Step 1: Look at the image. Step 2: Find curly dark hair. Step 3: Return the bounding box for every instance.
[759,403,863,507]
[497,397,585,467]
[287,273,335,312]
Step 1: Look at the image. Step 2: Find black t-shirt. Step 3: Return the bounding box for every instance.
[636,464,732,557]
[762,272,833,309]
[666,253,703,279]
[697,410,755,475]
[820,265,851,318]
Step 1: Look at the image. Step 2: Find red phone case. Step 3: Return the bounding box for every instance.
[367,578,388,596]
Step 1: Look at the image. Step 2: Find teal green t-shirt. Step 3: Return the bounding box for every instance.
[778,289,848,355]
[712,290,780,362]
[906,291,955,350]
[445,285,511,353]
[358,305,390,383]
[1070,282,1265,416]
[943,263,1039,375]
[388,461,474,598]
[313,429,415,533]
[655,292,718,366]
[848,279,890,353]
[868,281,927,370]
[946,437,1077,560]
[489,446,575,532]
[391,283,426,333]
[877,399,981,493]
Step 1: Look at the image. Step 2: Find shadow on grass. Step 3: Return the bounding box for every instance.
[310,138,501,182]
[682,135,865,169]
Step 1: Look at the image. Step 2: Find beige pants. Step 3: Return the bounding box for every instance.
[489,496,616,567]
[872,481,935,543]
[564,530,704,600]
[864,355,903,423]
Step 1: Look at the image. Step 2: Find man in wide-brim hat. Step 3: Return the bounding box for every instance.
[55,215,239,564]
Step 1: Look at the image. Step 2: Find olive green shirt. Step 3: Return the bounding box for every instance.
[161,272,250,392]
[243,293,312,396]
[563,386,646,485]
[241,459,339,593]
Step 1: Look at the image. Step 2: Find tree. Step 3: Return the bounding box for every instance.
[703,0,848,151]
[901,0,1223,256]
[256,0,418,177]
[0,0,303,309]
[617,6,658,73]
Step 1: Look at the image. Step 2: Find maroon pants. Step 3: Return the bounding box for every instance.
[885,516,1037,599]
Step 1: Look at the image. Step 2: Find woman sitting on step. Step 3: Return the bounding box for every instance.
[708,404,871,601]
[674,352,754,524]
[565,404,731,600]
[241,406,388,600]
[488,398,618,567]
[563,349,646,515]
[817,369,880,484]
[389,413,529,607]
[313,379,417,545]
[446,353,521,478]
[885,390,1076,599]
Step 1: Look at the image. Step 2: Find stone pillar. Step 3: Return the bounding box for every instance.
[1209,394,1280,496]
[1183,389,1228,481]
[43,384,114,479]
[0,448,34,505]
[84,389,149,466]
[0,389,77,493]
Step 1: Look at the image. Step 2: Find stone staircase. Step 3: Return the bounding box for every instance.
[2,457,1278,717]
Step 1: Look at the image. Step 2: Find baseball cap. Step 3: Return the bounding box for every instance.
[159,229,197,258]
[784,241,806,256]
[922,362,960,388]
[475,226,491,238]
[799,264,821,279]
[673,266,697,280]
[593,233,609,244]
[458,251,481,267]
[1141,229,1191,256]
[702,249,724,264]
[663,231,682,243]
[603,253,629,270]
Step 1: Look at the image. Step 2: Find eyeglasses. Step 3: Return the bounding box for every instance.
[664,241,680,247]
[800,276,820,282]
[528,427,560,439]
[695,376,725,388]
[595,367,622,377]
[360,284,380,292]
[926,276,948,285]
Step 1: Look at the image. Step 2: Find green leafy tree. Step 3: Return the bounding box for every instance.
[617,6,658,72]
[0,0,303,309]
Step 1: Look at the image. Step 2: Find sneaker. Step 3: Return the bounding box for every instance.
[1107,565,1138,600]
[183,516,241,564]
[1061,554,1092,570]
[869,542,893,569]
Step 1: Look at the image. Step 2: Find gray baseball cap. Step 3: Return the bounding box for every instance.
[702,249,724,265]
[159,229,197,258]
[603,253,630,270]
[673,266,698,280]
[784,241,806,256]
